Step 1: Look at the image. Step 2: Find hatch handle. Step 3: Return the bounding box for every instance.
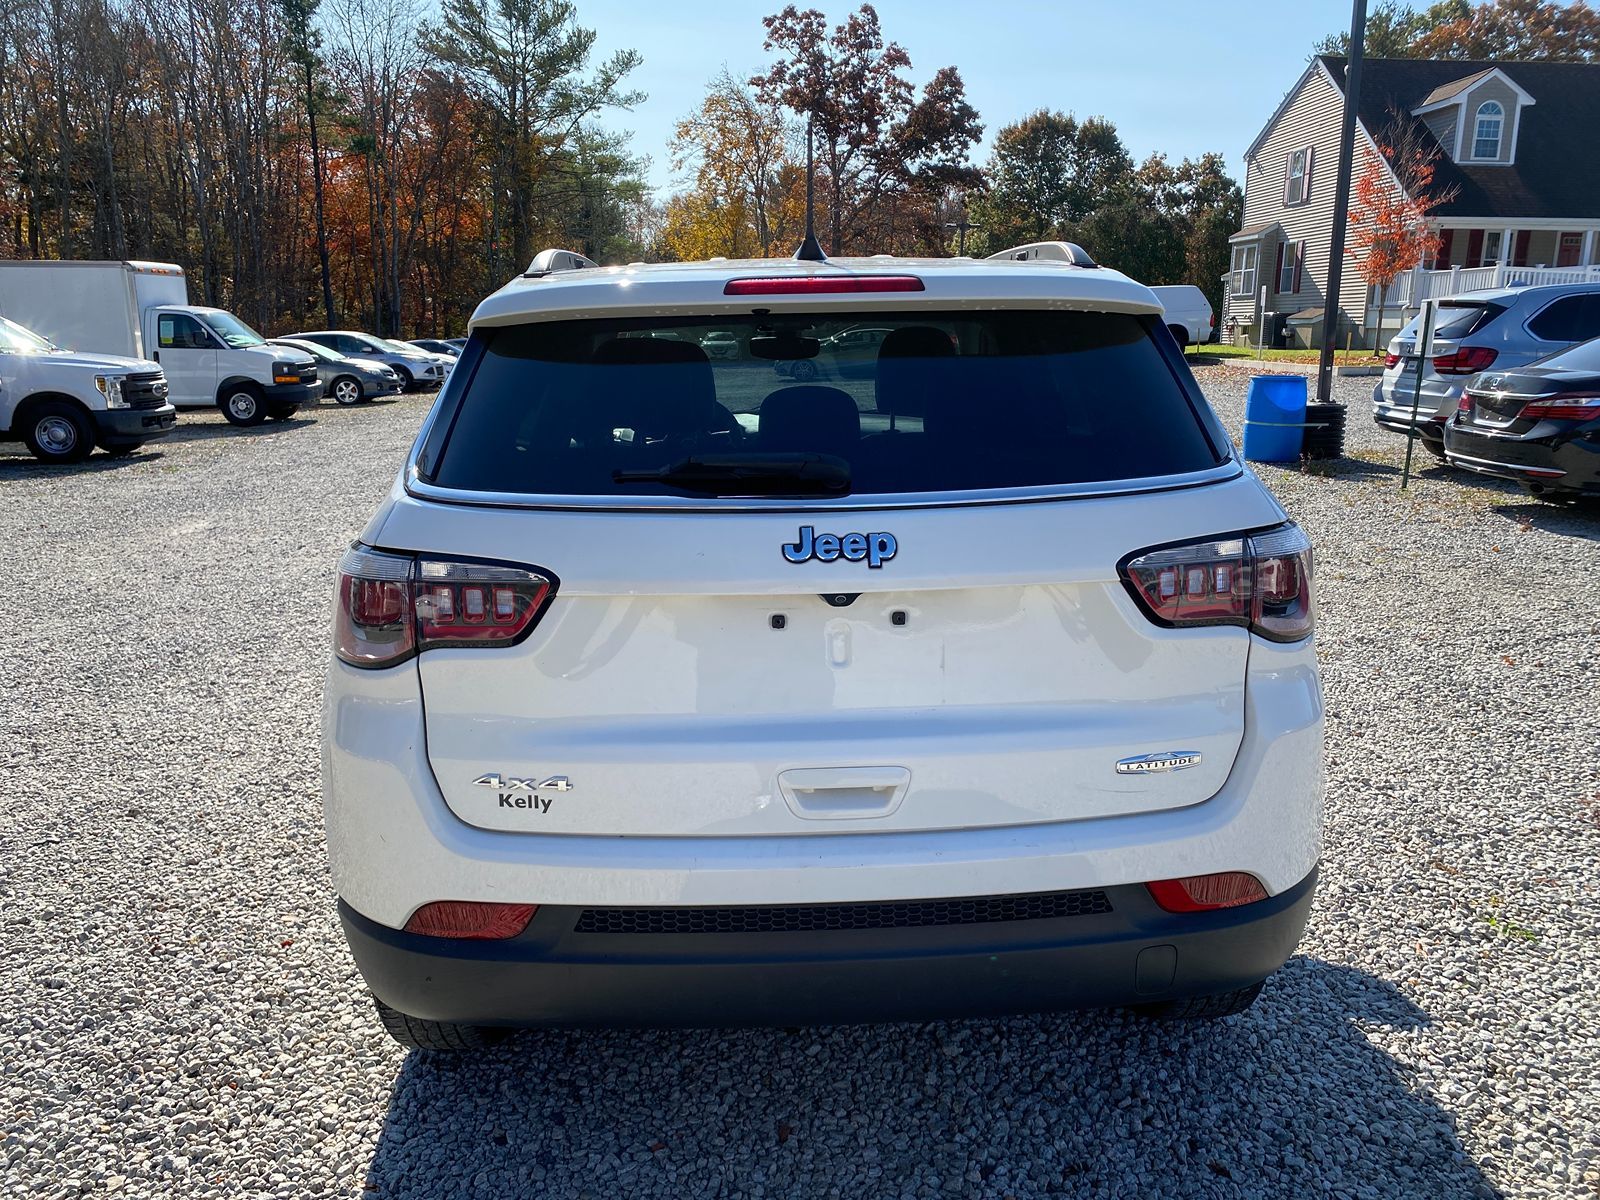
[777,766,910,820]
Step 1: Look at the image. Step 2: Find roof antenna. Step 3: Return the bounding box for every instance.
[794,114,827,262]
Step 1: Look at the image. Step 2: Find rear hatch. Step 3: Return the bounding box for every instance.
[1383,299,1508,413]
[385,304,1284,837]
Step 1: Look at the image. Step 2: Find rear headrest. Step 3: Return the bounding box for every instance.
[874,326,955,418]
[759,386,861,457]
[588,337,716,437]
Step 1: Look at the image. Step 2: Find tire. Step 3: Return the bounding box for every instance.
[392,366,416,392]
[373,997,505,1052]
[1166,323,1190,349]
[330,376,364,406]
[1133,980,1264,1021]
[220,384,267,426]
[265,403,299,421]
[21,400,94,464]
[789,359,818,382]
[1422,439,1447,461]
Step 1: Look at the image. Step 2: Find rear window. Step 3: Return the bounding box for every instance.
[1425,301,1506,341]
[427,310,1223,499]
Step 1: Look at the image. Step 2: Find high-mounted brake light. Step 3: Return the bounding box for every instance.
[404,900,538,939]
[723,275,925,296]
[1147,872,1268,913]
[1432,345,1497,376]
[1520,392,1600,421]
[334,546,555,668]
[1119,523,1313,642]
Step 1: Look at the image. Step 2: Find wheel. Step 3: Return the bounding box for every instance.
[330,376,363,406]
[1166,323,1190,349]
[373,996,505,1051]
[265,403,298,421]
[102,444,141,458]
[1422,439,1447,460]
[1133,980,1264,1020]
[789,359,818,382]
[392,366,416,392]
[22,400,94,464]
[220,385,266,426]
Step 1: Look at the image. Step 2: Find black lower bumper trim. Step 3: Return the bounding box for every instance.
[339,867,1318,1029]
[93,404,177,446]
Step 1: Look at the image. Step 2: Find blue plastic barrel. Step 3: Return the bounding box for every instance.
[1242,375,1308,463]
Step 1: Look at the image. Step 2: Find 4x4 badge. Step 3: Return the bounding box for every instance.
[782,526,897,568]
[472,774,574,792]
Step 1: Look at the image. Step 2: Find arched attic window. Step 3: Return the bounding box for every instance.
[1472,101,1504,159]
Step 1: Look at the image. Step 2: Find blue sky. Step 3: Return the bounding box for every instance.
[580,0,1366,197]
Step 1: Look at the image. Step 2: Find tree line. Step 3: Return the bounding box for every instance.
[0,0,1245,334]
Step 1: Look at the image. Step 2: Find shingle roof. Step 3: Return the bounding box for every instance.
[1319,56,1600,219]
[1416,67,1496,107]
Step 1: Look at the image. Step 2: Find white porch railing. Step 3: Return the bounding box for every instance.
[1373,262,1600,312]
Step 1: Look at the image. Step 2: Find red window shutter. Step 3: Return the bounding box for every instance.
[1514,230,1531,265]
[1293,241,1304,293]
[1466,229,1485,266]
[1274,240,1285,291]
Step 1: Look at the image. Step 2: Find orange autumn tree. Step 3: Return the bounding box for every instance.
[1348,106,1460,345]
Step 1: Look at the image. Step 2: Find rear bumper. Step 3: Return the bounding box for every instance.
[339,867,1317,1028]
[1372,378,1457,443]
[92,404,177,446]
[1444,422,1600,492]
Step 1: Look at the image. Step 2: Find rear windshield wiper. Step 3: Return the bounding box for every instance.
[613,452,850,496]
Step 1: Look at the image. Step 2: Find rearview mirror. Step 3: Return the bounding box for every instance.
[748,333,820,361]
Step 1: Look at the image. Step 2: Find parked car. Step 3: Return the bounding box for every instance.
[0,259,318,426]
[384,338,453,383]
[774,326,893,380]
[1443,335,1600,500]
[323,241,1322,1049]
[443,338,467,352]
[290,330,446,392]
[409,338,462,358]
[1151,285,1215,347]
[1373,284,1600,459]
[699,330,740,360]
[0,314,175,463]
[270,338,402,406]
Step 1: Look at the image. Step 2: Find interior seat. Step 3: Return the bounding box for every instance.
[758,385,861,459]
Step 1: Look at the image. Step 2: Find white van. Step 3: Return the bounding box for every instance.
[0,260,318,426]
[1151,285,1215,347]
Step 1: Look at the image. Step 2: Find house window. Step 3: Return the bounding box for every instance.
[1472,101,1503,159]
[1276,240,1305,293]
[1482,231,1503,266]
[1231,244,1258,299]
[1283,147,1313,206]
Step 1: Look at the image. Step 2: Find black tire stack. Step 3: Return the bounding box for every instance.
[1302,403,1346,460]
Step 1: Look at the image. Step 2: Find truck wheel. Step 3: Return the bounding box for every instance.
[1133,980,1264,1021]
[265,402,300,421]
[22,400,94,464]
[220,385,267,427]
[1167,323,1190,349]
[373,996,505,1052]
[330,376,364,406]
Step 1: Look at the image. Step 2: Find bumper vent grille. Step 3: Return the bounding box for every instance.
[574,890,1113,935]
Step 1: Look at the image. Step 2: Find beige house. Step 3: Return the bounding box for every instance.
[1228,55,1600,349]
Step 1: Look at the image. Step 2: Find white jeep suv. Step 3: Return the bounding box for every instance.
[322,243,1323,1049]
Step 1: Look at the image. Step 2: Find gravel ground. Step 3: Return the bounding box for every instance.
[2,376,1597,1200]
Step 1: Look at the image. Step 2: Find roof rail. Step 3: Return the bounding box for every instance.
[524,248,599,277]
[985,241,1098,268]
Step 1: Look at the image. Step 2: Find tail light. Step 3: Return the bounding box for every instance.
[1384,353,1399,368]
[404,900,537,939]
[1521,393,1600,421]
[1208,313,1215,329]
[1119,523,1313,643]
[334,545,555,668]
[1432,346,1497,375]
[1147,872,1268,913]
[1458,393,1473,413]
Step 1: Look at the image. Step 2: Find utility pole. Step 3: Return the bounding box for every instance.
[945,216,980,256]
[1317,0,1367,405]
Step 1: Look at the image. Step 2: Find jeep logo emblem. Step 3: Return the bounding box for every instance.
[782,526,897,568]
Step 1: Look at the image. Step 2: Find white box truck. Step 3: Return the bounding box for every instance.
[0,312,176,463]
[0,260,319,426]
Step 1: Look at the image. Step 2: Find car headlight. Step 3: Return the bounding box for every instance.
[94,375,127,408]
